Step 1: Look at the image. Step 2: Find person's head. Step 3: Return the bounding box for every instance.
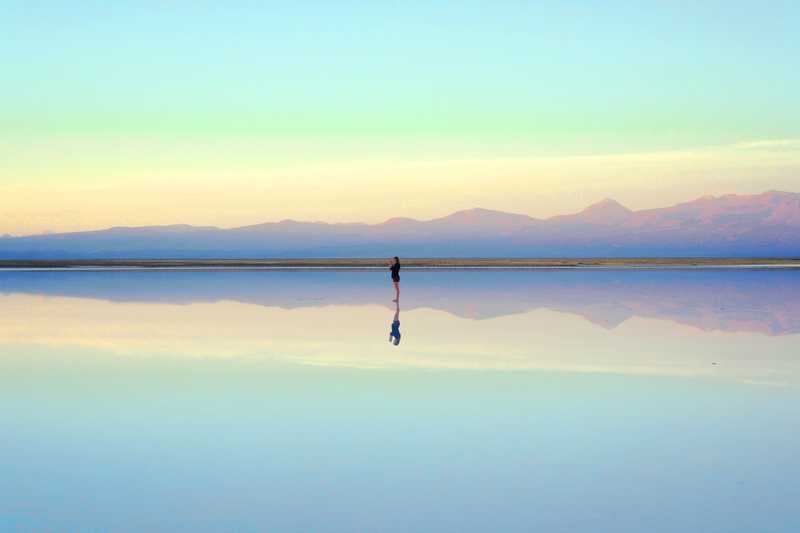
[391,334,401,346]
[393,256,400,265]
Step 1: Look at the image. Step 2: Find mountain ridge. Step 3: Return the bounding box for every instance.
[2,191,799,258]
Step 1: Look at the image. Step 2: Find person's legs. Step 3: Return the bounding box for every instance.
[393,281,400,301]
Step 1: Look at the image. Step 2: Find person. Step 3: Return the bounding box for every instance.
[388,256,400,302]
[389,301,401,346]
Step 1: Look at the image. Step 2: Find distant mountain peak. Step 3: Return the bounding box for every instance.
[560,198,633,225]
[583,198,631,213]
[438,207,534,224]
[382,216,420,225]
[448,207,508,217]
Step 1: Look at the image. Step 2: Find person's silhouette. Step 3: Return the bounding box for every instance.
[388,256,400,302]
[389,301,401,346]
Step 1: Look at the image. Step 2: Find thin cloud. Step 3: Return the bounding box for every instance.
[731,139,800,151]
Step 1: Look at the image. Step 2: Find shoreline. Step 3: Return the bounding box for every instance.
[1,258,800,270]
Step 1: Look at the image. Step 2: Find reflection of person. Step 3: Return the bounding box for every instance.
[389,301,401,346]
[388,256,401,302]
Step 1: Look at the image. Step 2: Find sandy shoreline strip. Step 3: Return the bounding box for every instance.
[1,258,799,270]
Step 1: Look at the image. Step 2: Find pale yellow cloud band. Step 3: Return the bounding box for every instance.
[2,139,799,235]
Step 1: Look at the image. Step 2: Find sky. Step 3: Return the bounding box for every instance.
[2,1,799,235]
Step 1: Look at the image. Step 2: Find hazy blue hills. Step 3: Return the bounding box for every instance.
[2,191,799,258]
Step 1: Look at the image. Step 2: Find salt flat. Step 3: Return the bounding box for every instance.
[1,269,798,532]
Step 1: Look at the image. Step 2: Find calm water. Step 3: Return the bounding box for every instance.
[1,269,799,532]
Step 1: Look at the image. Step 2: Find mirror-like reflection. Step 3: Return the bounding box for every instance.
[390,301,401,346]
[2,269,799,334]
[1,269,799,532]
[1,270,798,384]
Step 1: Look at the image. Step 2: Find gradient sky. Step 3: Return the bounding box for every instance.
[2,1,799,235]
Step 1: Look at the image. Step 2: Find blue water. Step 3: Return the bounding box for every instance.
[1,270,798,532]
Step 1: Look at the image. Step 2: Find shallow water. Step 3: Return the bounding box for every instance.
[1,270,798,532]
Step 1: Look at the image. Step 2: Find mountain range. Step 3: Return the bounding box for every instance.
[2,190,799,258]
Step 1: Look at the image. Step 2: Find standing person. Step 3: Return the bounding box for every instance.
[388,256,400,302]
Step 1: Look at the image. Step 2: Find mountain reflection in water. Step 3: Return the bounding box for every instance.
[2,269,798,335]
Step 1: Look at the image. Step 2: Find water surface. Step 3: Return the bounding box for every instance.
[1,270,798,532]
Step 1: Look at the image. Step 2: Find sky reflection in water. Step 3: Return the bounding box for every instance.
[1,270,798,532]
